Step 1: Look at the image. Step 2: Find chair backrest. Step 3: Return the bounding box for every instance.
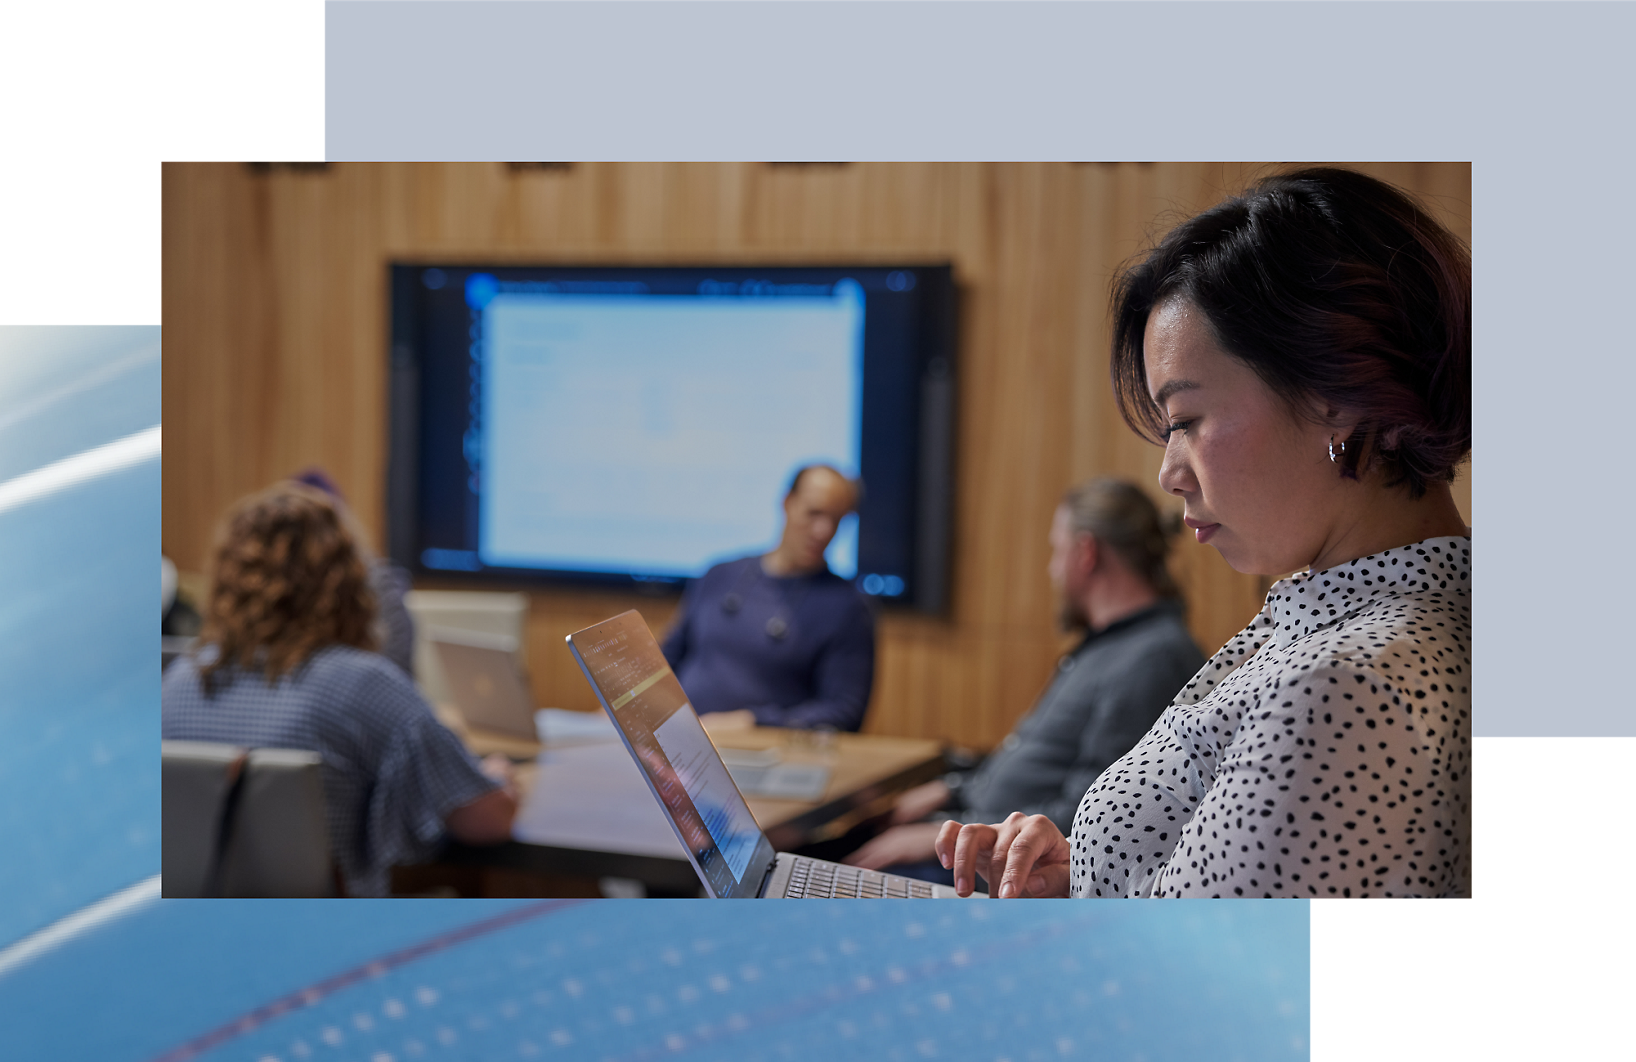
[217,748,336,898]
[161,740,247,898]
[160,636,194,672]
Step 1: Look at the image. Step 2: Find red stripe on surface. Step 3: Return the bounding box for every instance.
[149,899,587,1062]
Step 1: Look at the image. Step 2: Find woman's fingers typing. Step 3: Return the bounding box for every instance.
[934,814,1070,898]
[997,815,1070,898]
[935,811,1073,896]
[953,823,997,896]
[934,818,962,870]
[937,820,993,896]
[987,813,1031,898]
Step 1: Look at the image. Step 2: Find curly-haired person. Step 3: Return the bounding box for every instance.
[162,483,516,896]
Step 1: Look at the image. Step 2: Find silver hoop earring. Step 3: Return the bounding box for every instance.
[1328,435,1346,463]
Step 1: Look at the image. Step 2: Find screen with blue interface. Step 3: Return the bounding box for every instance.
[479,283,863,576]
[390,264,955,610]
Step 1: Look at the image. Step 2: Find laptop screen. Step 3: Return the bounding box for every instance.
[566,611,774,898]
[430,630,538,741]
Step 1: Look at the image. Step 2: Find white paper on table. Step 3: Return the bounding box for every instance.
[514,741,687,858]
[726,763,831,801]
[534,707,619,745]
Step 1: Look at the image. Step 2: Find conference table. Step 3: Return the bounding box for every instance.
[416,707,946,895]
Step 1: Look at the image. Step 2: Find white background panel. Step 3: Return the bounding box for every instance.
[2,2,1626,1059]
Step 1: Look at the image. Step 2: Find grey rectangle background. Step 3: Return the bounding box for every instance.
[328,1,1636,735]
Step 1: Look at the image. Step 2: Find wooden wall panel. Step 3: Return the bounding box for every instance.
[162,162,1471,750]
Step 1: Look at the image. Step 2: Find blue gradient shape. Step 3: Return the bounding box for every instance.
[1,899,1308,1062]
[0,326,160,948]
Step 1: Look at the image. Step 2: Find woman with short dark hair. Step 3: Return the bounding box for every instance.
[162,483,517,896]
[941,168,1471,898]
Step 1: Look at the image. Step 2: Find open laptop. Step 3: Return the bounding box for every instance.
[566,610,973,899]
[429,628,540,742]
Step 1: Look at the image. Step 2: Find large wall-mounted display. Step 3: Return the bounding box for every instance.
[387,263,956,612]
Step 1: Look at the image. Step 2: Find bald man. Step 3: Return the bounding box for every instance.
[660,465,876,731]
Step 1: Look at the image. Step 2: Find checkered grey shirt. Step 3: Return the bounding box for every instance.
[369,559,416,677]
[161,644,497,897]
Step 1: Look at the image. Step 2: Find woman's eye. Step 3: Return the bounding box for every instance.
[1162,420,1192,440]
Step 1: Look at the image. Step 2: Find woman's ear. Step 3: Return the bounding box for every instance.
[1318,405,1369,480]
[1318,404,1363,448]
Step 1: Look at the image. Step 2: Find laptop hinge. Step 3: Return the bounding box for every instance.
[755,854,780,898]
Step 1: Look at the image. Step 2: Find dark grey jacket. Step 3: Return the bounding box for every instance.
[955,601,1204,833]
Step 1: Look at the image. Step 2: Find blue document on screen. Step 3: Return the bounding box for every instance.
[477,284,864,577]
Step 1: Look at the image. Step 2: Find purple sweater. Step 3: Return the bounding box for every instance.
[660,555,876,731]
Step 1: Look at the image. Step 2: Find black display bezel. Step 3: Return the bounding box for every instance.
[387,262,957,613]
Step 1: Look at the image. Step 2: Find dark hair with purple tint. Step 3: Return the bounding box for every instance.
[1109,167,1470,498]
[291,467,343,500]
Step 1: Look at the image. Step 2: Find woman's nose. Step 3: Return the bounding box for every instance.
[1158,438,1193,497]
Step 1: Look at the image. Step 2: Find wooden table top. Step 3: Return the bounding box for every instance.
[436,705,944,859]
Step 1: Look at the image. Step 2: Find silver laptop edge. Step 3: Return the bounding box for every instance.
[565,611,970,900]
[564,624,772,898]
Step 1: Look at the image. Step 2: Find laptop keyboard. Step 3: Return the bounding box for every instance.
[783,857,935,899]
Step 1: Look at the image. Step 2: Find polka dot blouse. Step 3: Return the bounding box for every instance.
[1068,536,1471,898]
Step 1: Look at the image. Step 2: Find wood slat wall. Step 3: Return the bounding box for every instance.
[162,162,1471,750]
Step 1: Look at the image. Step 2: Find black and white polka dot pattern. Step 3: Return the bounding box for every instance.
[1068,536,1471,898]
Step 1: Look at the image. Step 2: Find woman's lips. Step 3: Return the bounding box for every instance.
[1184,518,1220,544]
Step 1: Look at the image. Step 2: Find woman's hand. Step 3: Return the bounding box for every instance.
[935,813,1071,898]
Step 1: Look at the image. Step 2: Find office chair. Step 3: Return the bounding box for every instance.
[160,740,247,898]
[217,748,337,898]
[162,743,337,897]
